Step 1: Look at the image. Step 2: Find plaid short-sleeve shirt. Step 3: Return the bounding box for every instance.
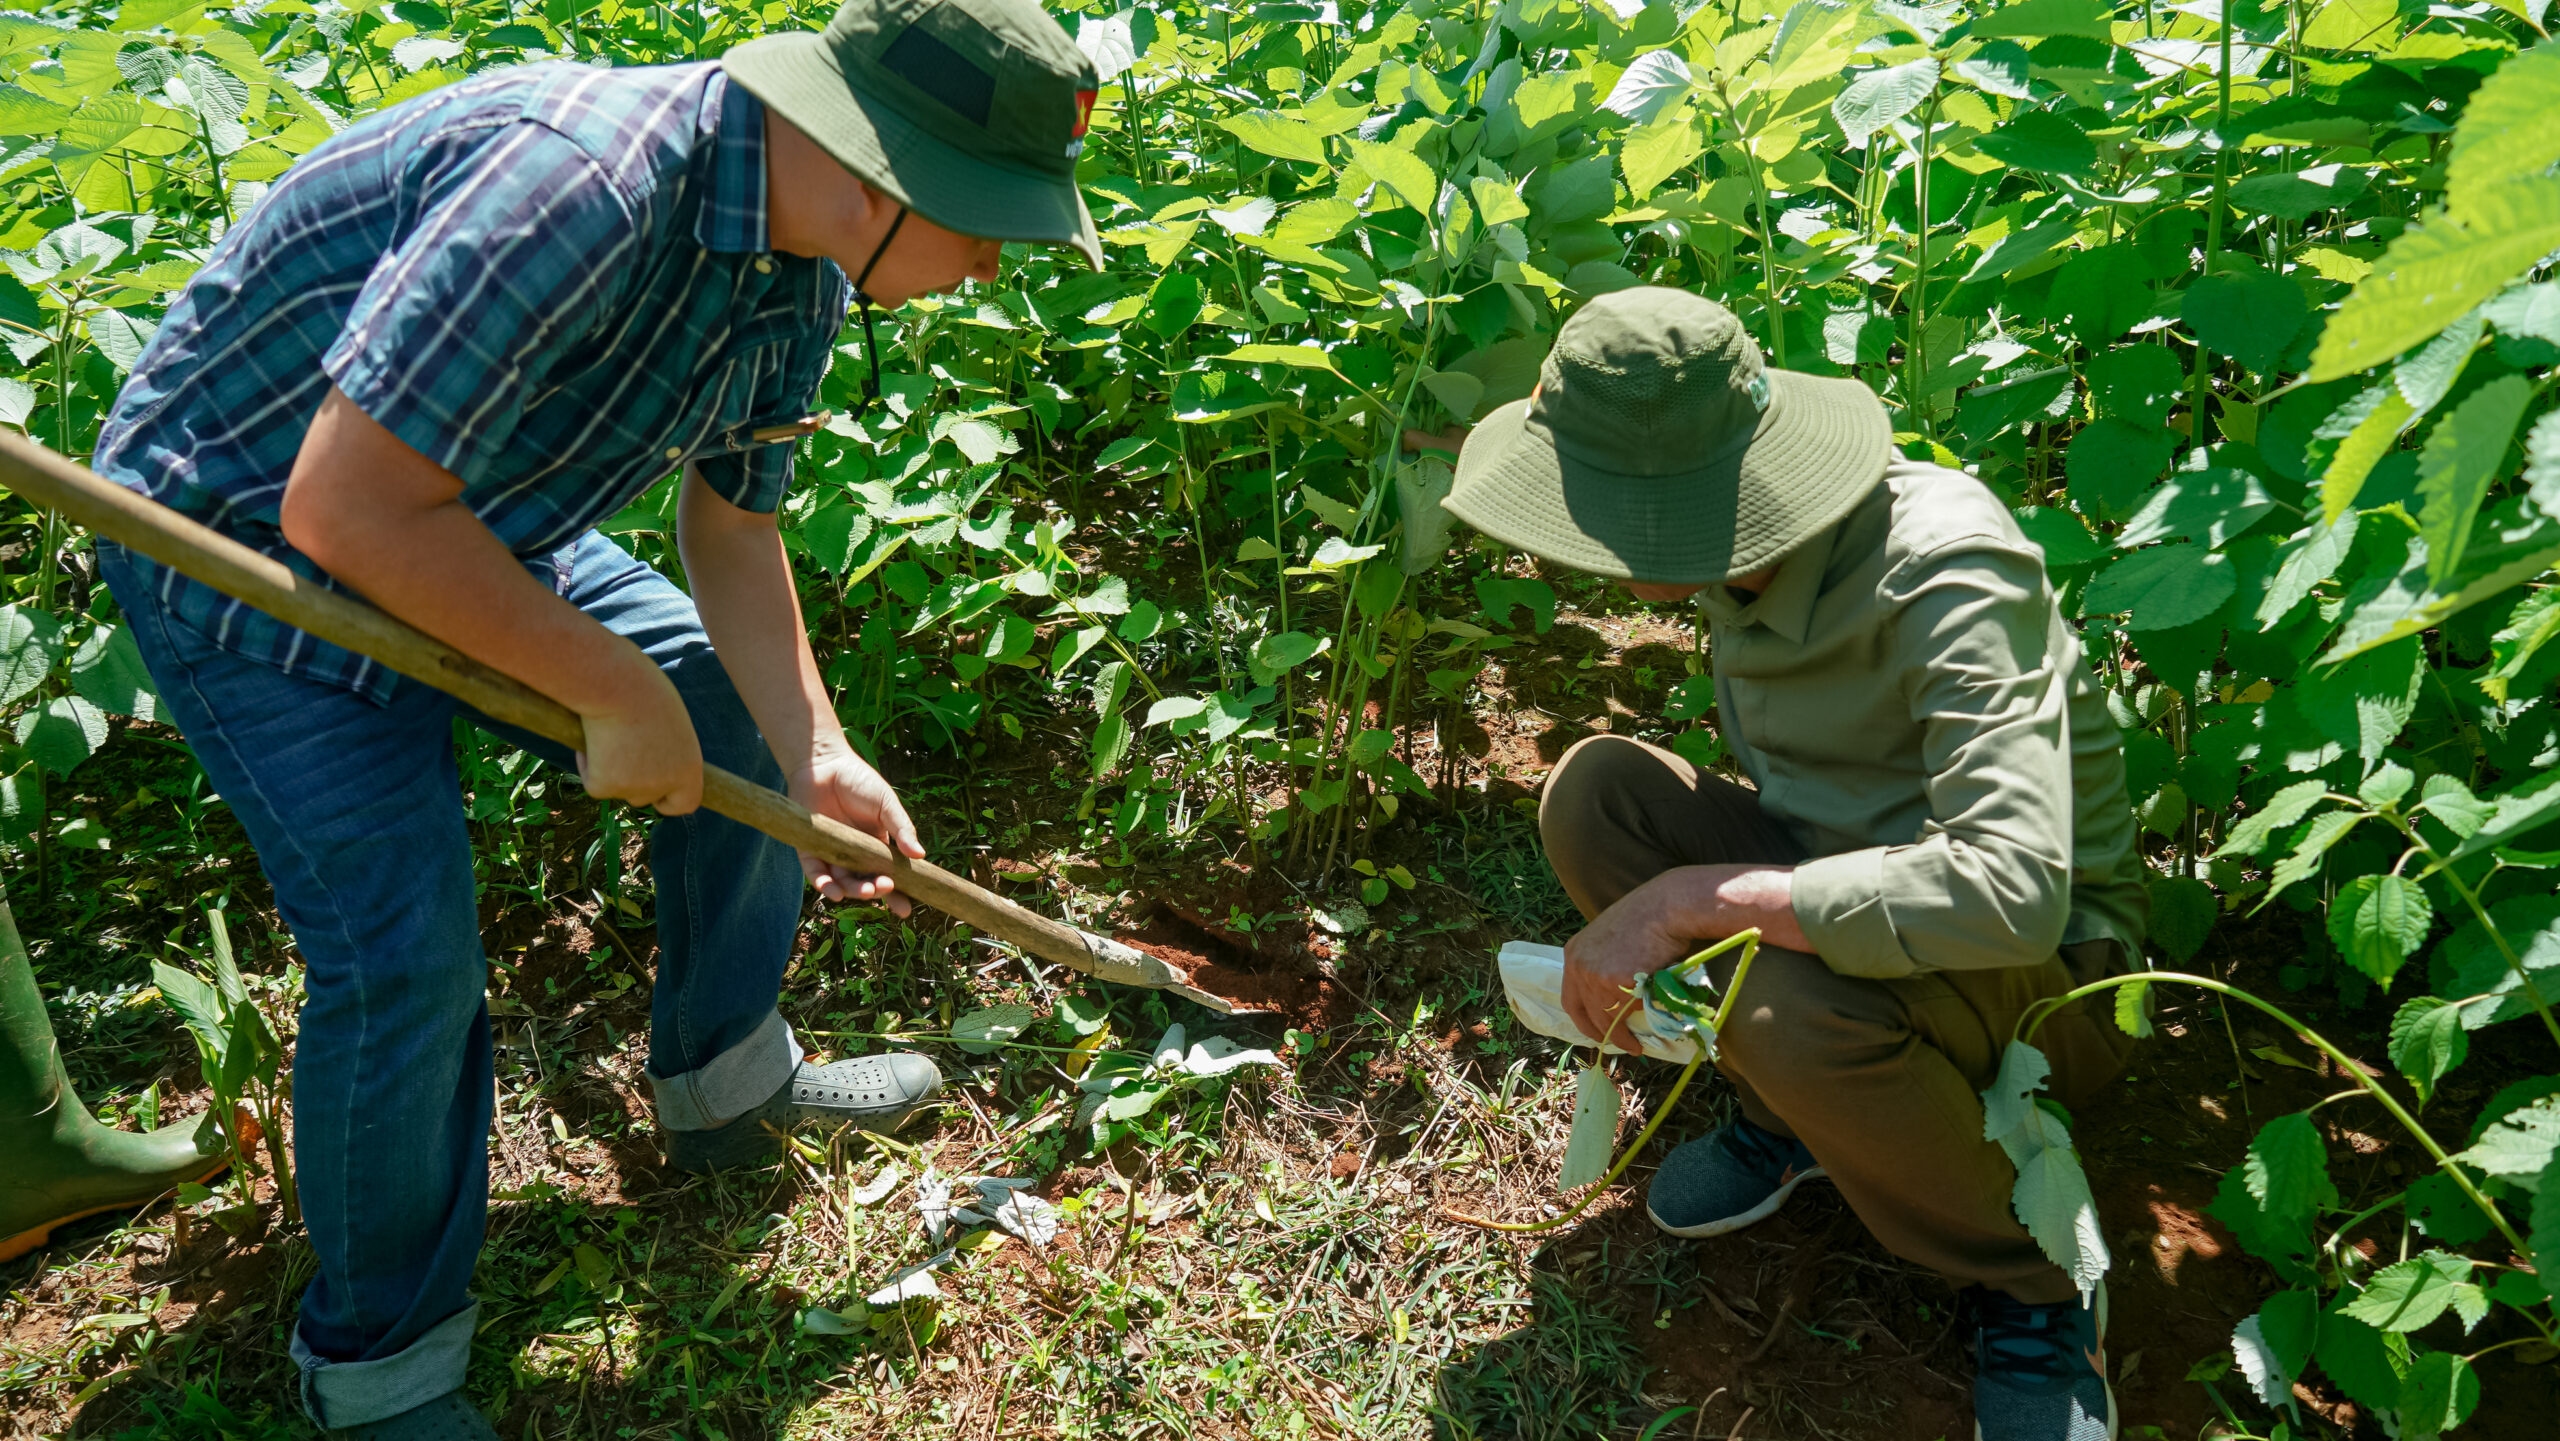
[95,60,848,703]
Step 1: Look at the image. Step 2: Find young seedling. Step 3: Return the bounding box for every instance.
[1445,929,1762,1233]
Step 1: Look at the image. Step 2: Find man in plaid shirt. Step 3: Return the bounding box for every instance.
[93,2,1103,1435]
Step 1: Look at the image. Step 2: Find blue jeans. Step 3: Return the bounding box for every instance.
[103,534,807,1427]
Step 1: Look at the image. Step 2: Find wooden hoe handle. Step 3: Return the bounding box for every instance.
[0,433,1226,1009]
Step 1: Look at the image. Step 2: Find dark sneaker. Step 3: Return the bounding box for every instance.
[346,1391,499,1440]
[1643,1118,1827,1238]
[1969,1284,2116,1441]
[665,1053,941,1174]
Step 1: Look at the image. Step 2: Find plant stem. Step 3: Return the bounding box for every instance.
[2017,971,2531,1259]
[1445,931,1762,1233]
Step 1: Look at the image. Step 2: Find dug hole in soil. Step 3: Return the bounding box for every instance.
[1110,859,1359,1029]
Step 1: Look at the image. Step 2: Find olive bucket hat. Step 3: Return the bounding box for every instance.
[1444,288,1892,583]
[724,0,1104,268]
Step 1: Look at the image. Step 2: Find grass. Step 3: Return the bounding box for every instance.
[6,594,2382,1441]
[1,691,1757,1441]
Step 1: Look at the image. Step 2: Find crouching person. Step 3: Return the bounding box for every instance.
[1438,288,2147,1440]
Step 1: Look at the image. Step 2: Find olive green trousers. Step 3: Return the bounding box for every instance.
[1538,735,2133,1304]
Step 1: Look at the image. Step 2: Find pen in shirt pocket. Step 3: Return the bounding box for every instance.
[748,411,832,445]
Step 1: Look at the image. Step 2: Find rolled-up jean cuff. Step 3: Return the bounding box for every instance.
[648,1009,801,1132]
[292,1299,478,1429]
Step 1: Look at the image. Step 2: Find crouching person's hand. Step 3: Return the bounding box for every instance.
[1561,880,1698,1053]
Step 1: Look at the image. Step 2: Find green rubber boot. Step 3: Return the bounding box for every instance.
[1,888,228,1262]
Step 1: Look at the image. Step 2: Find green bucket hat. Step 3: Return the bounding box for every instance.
[724,0,1104,268]
[1444,288,1891,583]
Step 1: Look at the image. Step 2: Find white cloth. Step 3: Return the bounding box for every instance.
[1496,941,1709,1064]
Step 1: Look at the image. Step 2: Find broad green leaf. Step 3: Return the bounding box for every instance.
[2182,270,2308,376]
[1248,631,1325,685]
[1832,57,1936,148]
[0,83,69,137]
[2232,1290,2319,1412]
[2444,39,2560,200]
[2258,513,2358,626]
[2308,181,2560,382]
[1467,176,1529,228]
[2339,1251,2473,1333]
[2396,1349,2480,1439]
[2414,374,2531,587]
[1417,370,1483,420]
[2146,875,2216,963]
[1980,1040,2052,1144]
[68,625,158,722]
[2082,545,2234,630]
[2319,518,2560,665]
[2453,1095,2560,1187]
[2387,996,2467,1104]
[2537,1153,2560,1304]
[2086,344,2186,428]
[179,54,250,124]
[1952,40,2032,98]
[953,1003,1036,1054]
[1272,197,1356,248]
[48,94,143,185]
[1969,0,2113,39]
[2229,162,2370,221]
[1558,1060,1619,1190]
[2267,810,2363,897]
[1170,369,1275,422]
[2332,873,2433,992]
[800,502,873,574]
[2311,1305,2407,1417]
[2011,1121,2109,1300]
[85,307,156,373]
[1088,711,1131,778]
[1598,49,1693,126]
[1143,695,1205,729]
[1307,536,1382,569]
[1297,484,1360,532]
[2447,766,2560,865]
[2064,419,2178,518]
[2218,779,2331,858]
[2242,1111,2336,1229]
[2115,464,2274,550]
[149,960,228,1065]
[1619,113,1702,200]
[1396,455,1457,575]
[1345,138,1436,214]
[2320,386,2414,520]
[2391,311,2483,417]
[1766,0,1885,90]
[2482,587,2560,703]
[2485,281,2560,349]
[1961,219,2078,284]
[0,605,63,707]
[2434,895,2560,1031]
[1219,110,1328,166]
[2014,507,2106,569]
[2301,0,2403,50]
[1142,270,1202,337]
[1216,342,1337,372]
[2111,974,2152,1039]
[1076,11,1138,84]
[14,694,106,777]
[1974,110,2095,177]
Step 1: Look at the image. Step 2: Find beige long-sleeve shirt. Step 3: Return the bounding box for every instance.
[1699,459,2149,979]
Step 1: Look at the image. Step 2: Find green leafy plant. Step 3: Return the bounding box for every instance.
[150,908,294,1226]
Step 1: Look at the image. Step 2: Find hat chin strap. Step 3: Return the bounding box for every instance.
[848,205,908,415]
